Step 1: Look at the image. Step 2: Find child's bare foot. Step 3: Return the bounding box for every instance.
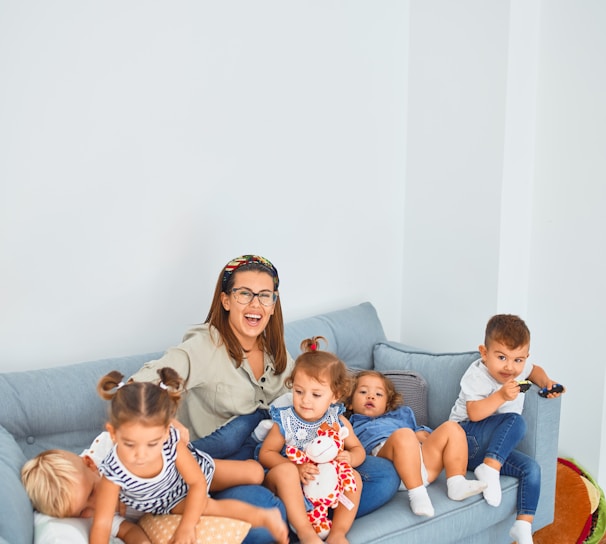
[260,507,289,544]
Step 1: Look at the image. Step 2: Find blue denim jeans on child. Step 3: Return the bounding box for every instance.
[460,412,541,516]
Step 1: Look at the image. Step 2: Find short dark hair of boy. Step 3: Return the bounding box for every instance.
[485,314,530,350]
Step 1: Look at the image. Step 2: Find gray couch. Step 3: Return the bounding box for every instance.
[0,302,561,544]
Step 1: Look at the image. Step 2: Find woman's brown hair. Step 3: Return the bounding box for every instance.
[204,259,288,373]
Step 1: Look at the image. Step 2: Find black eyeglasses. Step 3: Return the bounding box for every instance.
[230,288,278,307]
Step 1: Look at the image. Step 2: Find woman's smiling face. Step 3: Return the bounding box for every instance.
[221,270,276,349]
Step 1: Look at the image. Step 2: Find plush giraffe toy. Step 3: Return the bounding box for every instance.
[285,422,357,539]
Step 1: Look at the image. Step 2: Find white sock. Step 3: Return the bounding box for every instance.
[407,485,434,517]
[509,520,533,544]
[474,463,502,507]
[446,474,487,501]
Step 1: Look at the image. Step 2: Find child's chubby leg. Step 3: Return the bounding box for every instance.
[210,459,265,492]
[264,462,323,544]
[377,428,433,517]
[200,496,289,544]
[421,421,486,501]
[509,515,534,544]
[325,469,362,544]
[116,520,152,544]
[378,428,423,489]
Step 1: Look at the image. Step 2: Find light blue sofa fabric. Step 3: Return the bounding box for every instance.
[0,426,31,544]
[0,302,560,544]
[0,353,162,459]
[373,341,480,428]
[285,302,387,369]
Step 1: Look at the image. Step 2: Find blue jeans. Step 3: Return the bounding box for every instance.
[355,455,400,517]
[460,413,541,516]
[191,409,269,460]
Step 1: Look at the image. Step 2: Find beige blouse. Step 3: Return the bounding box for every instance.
[130,324,295,440]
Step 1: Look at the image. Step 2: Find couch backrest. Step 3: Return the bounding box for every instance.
[373,341,480,428]
[284,302,387,369]
[0,353,163,458]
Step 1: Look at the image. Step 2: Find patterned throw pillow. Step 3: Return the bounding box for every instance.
[138,514,251,544]
[381,370,429,428]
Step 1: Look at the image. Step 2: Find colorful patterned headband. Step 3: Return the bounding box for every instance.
[221,255,279,291]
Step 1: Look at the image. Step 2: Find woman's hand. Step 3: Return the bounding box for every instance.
[171,419,190,443]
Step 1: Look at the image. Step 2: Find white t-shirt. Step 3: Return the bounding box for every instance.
[449,357,533,423]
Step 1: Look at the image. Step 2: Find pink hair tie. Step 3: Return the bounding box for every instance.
[310,343,317,351]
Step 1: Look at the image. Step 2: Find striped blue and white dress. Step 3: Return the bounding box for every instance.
[99,426,215,515]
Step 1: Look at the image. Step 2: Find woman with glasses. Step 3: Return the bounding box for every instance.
[129,254,399,544]
[132,254,291,460]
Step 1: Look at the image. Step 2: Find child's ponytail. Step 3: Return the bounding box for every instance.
[97,367,185,429]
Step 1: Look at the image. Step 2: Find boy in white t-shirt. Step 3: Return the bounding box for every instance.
[449,314,564,544]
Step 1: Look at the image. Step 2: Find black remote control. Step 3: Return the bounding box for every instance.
[518,380,532,393]
[538,384,564,397]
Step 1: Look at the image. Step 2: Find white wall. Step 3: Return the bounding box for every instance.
[0,1,409,369]
[402,1,511,351]
[402,0,606,491]
[530,0,606,491]
[2,0,606,493]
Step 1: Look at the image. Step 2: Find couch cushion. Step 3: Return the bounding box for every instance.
[347,470,519,544]
[0,425,33,544]
[373,342,479,428]
[285,302,387,370]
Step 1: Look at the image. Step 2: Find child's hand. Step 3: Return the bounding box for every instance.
[335,449,352,465]
[500,379,521,401]
[298,462,319,484]
[168,525,196,544]
[541,381,566,398]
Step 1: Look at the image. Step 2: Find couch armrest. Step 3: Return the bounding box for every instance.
[518,387,561,530]
[0,425,33,544]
